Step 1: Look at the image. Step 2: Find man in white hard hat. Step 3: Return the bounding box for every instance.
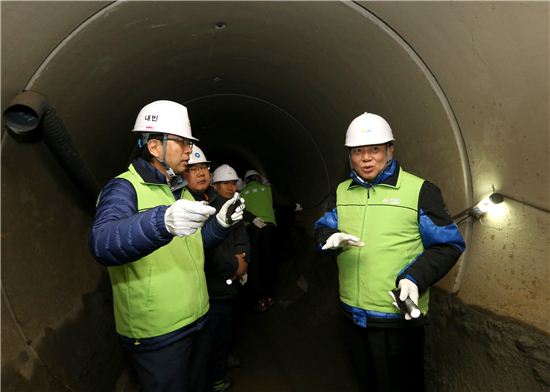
[89,100,244,392]
[236,177,245,191]
[181,154,248,295]
[201,164,250,392]
[182,144,213,200]
[314,113,465,391]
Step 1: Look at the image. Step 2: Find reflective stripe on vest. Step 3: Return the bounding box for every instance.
[336,170,429,315]
[108,163,209,338]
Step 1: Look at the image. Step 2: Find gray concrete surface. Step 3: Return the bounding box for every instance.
[2,1,548,391]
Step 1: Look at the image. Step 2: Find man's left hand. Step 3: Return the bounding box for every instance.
[217,193,246,227]
[397,279,419,320]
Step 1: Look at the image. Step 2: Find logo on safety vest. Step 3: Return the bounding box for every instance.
[383,198,401,205]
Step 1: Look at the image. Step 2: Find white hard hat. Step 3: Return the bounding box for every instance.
[244,169,261,181]
[345,113,394,147]
[236,177,245,190]
[188,145,210,165]
[212,164,239,183]
[133,100,198,141]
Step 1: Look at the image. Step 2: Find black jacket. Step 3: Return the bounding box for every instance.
[189,187,251,299]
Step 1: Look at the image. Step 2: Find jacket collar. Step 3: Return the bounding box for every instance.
[131,158,185,192]
[129,158,189,199]
[349,160,400,190]
[186,186,217,204]
[131,158,167,185]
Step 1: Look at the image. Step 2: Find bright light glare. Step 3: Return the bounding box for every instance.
[470,193,506,219]
[485,200,507,220]
[472,196,492,215]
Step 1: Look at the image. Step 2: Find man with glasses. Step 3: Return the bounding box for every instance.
[207,164,250,392]
[314,113,465,392]
[182,144,212,199]
[89,100,245,392]
[182,150,248,392]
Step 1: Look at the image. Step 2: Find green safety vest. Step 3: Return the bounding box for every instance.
[241,180,276,225]
[108,164,209,338]
[336,170,429,315]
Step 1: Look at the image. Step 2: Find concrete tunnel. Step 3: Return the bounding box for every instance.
[1,1,549,391]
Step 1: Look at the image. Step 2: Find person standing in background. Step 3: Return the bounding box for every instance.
[241,169,278,312]
[203,164,250,392]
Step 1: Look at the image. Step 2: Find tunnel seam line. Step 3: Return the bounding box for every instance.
[1,283,74,391]
[347,1,474,294]
[184,93,332,208]
[499,193,550,213]
[25,1,119,90]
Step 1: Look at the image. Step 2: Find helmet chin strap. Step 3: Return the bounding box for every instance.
[155,134,176,179]
[380,143,394,174]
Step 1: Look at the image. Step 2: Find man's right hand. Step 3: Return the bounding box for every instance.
[234,253,248,278]
[252,217,267,229]
[322,232,364,250]
[165,199,216,237]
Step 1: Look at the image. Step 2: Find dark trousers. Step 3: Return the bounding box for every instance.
[247,223,278,299]
[126,327,210,392]
[204,299,235,387]
[347,322,425,392]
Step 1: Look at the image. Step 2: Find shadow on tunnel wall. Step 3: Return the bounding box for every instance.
[1,273,123,392]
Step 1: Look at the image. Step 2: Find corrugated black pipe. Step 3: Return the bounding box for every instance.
[41,107,100,207]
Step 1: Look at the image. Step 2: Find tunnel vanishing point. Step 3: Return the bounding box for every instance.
[1,2,549,391]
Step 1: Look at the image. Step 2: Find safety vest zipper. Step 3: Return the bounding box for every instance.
[356,189,370,306]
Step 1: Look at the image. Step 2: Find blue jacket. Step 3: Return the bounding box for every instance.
[89,158,229,267]
[88,158,229,351]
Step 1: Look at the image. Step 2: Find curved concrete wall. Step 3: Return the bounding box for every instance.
[2,1,548,390]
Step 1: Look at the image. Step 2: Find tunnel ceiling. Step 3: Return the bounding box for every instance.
[2,1,548,209]
[3,1,473,213]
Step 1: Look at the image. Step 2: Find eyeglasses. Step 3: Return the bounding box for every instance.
[187,164,210,173]
[165,137,194,148]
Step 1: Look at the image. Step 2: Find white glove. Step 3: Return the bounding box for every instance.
[398,279,419,320]
[322,232,364,250]
[216,192,246,228]
[294,203,303,212]
[165,199,216,237]
[252,217,267,229]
